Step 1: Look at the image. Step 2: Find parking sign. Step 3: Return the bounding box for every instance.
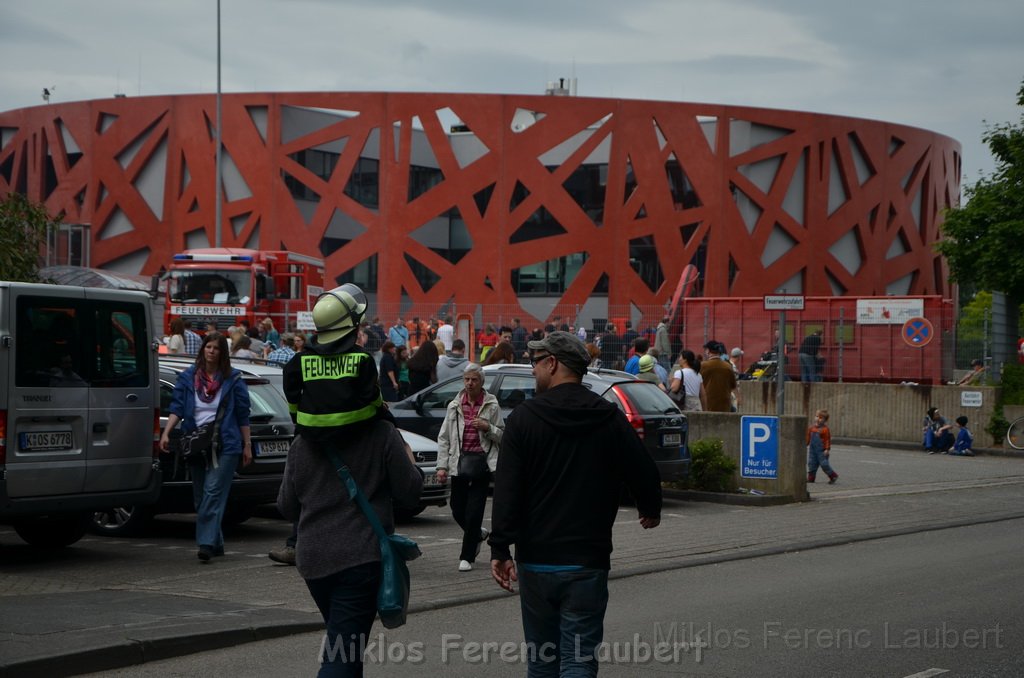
[741,416,779,479]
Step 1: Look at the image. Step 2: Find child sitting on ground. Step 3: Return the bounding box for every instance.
[807,409,839,484]
[950,416,976,456]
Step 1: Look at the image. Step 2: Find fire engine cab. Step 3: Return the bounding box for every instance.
[164,248,324,334]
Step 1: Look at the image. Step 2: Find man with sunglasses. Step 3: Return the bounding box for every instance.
[489,331,662,676]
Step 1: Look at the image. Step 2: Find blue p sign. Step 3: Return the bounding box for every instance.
[741,416,779,479]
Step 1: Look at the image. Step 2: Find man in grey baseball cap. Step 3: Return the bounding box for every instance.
[526,330,592,376]
[490,330,662,675]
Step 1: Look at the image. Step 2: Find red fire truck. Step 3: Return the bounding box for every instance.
[163,249,324,334]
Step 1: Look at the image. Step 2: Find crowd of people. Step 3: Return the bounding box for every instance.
[352,313,756,414]
[162,312,763,419]
[162,316,308,368]
[156,292,999,675]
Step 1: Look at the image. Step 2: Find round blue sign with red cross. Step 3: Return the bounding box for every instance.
[902,316,933,348]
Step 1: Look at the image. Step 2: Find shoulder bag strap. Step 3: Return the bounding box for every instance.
[210,373,240,468]
[326,449,390,549]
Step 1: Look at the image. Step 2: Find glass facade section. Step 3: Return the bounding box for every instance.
[336,254,378,291]
[665,158,700,208]
[344,157,379,208]
[284,149,338,201]
[408,165,444,202]
[511,253,588,296]
[561,164,606,225]
[629,236,664,293]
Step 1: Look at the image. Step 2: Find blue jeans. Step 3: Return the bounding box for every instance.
[518,567,609,678]
[190,454,239,549]
[306,562,380,678]
[799,353,818,382]
[807,448,836,479]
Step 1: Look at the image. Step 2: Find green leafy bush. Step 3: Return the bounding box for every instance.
[686,438,737,493]
[986,407,1010,445]
[999,363,1024,404]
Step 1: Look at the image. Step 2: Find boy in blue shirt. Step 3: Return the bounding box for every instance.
[951,416,976,456]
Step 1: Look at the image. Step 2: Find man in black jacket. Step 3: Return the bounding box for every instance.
[489,331,661,676]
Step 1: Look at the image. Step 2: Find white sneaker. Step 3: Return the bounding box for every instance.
[458,560,472,572]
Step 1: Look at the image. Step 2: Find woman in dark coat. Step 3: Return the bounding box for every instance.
[406,339,439,394]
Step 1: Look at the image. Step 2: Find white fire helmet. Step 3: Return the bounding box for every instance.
[312,284,367,344]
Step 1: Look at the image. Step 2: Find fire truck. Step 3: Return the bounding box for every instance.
[163,249,324,334]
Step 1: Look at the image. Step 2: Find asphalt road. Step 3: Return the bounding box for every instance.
[82,518,1024,677]
[3,444,1023,677]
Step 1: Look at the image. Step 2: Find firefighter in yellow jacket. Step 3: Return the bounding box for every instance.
[282,283,386,444]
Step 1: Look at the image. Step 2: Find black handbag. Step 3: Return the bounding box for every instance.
[178,374,238,467]
[457,452,489,480]
[179,424,215,465]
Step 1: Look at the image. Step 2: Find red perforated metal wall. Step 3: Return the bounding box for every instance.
[0,93,960,324]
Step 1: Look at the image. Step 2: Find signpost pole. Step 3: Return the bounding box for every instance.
[777,310,785,417]
[764,295,803,417]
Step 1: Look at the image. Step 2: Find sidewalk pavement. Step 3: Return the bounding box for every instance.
[3,444,1024,677]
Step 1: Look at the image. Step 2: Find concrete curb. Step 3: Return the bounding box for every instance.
[0,601,323,678]
[834,437,1024,458]
[662,488,803,506]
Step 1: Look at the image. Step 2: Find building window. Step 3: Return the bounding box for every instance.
[408,164,444,202]
[336,254,378,292]
[511,253,588,296]
[345,157,379,208]
[561,163,607,225]
[284,149,339,202]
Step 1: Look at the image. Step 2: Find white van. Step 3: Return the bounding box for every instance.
[0,282,162,547]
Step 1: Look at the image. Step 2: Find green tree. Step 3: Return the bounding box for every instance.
[0,193,59,282]
[957,290,992,345]
[937,80,1024,303]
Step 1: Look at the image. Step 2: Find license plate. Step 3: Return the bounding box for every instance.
[661,433,681,447]
[20,431,73,451]
[423,472,439,486]
[255,440,290,457]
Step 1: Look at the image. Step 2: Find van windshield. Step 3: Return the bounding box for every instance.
[168,270,251,304]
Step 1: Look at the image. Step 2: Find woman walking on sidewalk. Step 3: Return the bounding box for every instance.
[435,363,504,572]
[160,332,252,562]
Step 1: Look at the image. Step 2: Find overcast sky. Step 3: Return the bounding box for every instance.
[2,0,1021,184]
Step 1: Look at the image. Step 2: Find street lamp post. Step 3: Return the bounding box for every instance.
[214,0,222,248]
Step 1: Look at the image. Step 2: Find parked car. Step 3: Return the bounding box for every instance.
[154,356,449,523]
[389,364,690,482]
[396,428,450,521]
[90,359,295,536]
[1,282,162,547]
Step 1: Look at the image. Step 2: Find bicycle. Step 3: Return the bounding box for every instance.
[1008,416,1024,450]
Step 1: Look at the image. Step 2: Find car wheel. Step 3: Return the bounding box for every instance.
[90,505,154,537]
[13,515,89,548]
[394,506,425,523]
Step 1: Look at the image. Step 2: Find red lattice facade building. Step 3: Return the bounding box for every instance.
[0,92,960,327]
